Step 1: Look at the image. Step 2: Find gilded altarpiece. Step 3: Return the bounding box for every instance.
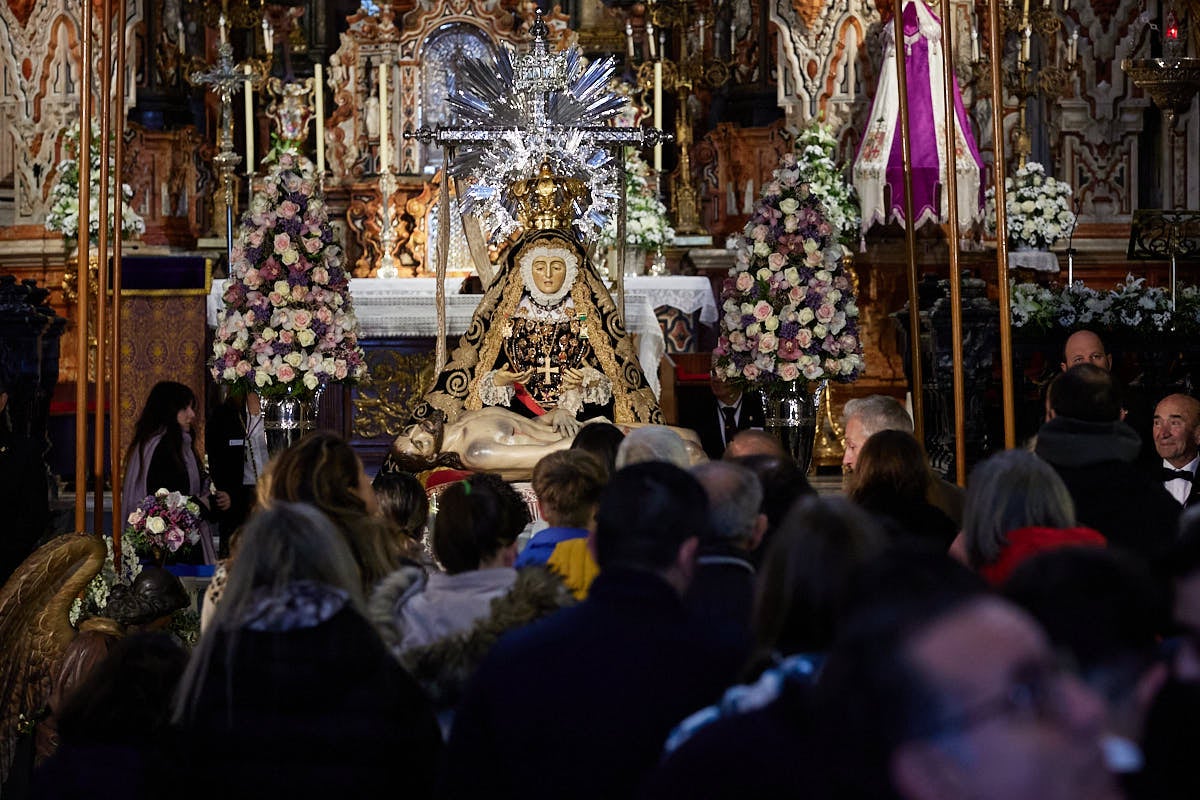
[324,0,569,276]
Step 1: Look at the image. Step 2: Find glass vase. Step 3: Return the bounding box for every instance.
[763,380,825,474]
[259,385,323,456]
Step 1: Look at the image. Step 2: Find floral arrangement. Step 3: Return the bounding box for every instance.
[45,120,146,247]
[124,488,203,561]
[211,149,367,398]
[1011,274,1185,335]
[984,161,1076,250]
[714,155,865,392]
[791,121,860,247]
[598,150,675,252]
[69,534,142,627]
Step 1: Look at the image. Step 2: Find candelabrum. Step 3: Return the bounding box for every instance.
[1123,5,1200,209]
[187,10,272,265]
[626,1,732,235]
[376,170,400,278]
[971,0,1081,169]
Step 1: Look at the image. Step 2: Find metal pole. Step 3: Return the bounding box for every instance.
[111,0,128,553]
[937,0,966,485]
[893,0,925,445]
[94,0,112,535]
[988,0,1017,449]
[614,149,627,324]
[74,0,94,531]
[435,156,452,375]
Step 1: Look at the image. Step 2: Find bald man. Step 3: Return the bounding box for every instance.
[1154,393,1200,506]
[1061,329,1113,373]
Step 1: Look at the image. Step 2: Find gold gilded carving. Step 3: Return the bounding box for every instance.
[345,181,434,278]
[354,349,435,439]
[790,0,825,32]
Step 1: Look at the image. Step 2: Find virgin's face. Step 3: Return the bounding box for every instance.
[531,253,568,296]
[176,403,196,429]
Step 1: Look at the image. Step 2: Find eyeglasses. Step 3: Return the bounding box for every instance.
[921,658,1071,738]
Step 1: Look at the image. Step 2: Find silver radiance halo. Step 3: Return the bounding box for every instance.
[443,11,626,242]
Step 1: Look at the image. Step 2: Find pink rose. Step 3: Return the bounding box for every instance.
[274,233,291,253]
[767,252,786,270]
[753,301,773,321]
[816,304,836,324]
[788,286,804,304]
[777,363,800,382]
[279,200,300,219]
[334,360,349,380]
[292,310,313,328]
[796,329,813,348]
[276,364,297,383]
[735,272,755,292]
[742,363,760,380]
[304,236,323,254]
[758,333,778,352]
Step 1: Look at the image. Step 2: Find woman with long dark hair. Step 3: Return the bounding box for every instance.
[122,381,228,563]
[258,430,393,593]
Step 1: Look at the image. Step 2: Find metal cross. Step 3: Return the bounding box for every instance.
[536,358,560,383]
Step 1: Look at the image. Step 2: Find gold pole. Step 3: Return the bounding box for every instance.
[435,160,451,375]
[988,0,1017,448]
[892,0,925,444]
[937,0,966,485]
[74,0,94,531]
[111,0,128,552]
[94,0,112,535]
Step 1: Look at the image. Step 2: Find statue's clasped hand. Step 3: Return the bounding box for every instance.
[493,368,534,388]
[560,367,588,392]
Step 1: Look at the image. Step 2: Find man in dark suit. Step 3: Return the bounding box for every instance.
[1035,364,1179,562]
[440,462,746,800]
[1152,393,1200,508]
[679,372,765,461]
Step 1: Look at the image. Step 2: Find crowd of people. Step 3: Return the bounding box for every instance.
[13,325,1200,799]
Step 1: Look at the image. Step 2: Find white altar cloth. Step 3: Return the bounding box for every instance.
[204,276,715,399]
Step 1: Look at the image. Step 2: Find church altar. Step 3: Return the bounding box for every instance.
[207,275,718,401]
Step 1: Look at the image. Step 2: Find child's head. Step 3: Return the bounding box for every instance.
[532,450,608,529]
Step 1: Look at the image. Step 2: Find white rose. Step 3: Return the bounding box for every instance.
[145,516,166,534]
[297,329,317,347]
[778,198,799,214]
[753,241,771,257]
[763,316,780,331]
[303,372,319,391]
[798,308,816,325]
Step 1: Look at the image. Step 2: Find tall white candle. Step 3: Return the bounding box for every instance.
[1021,27,1031,61]
[379,62,389,174]
[653,61,663,174]
[219,13,227,46]
[971,29,980,61]
[314,63,325,177]
[1068,29,1079,63]
[727,183,737,215]
[244,64,254,175]
[743,179,753,214]
[177,20,185,54]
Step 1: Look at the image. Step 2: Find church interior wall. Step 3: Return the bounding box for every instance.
[0,0,1196,491]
